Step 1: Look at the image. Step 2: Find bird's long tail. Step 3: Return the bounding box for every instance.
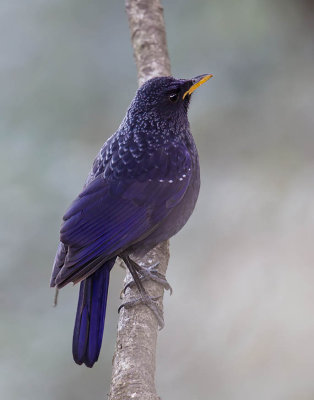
[72,258,116,367]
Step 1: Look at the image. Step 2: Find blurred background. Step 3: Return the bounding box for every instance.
[1,0,314,399]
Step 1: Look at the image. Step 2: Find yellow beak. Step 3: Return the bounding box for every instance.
[183,74,213,99]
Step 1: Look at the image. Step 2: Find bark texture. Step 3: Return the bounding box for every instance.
[125,0,171,86]
[108,1,171,399]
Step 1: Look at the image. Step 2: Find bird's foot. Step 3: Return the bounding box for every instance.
[118,294,164,329]
[123,262,173,294]
[120,255,167,329]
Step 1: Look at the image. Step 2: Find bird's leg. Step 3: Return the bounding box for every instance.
[119,255,165,328]
[123,258,173,294]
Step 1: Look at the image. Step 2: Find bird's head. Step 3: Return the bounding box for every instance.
[131,74,212,122]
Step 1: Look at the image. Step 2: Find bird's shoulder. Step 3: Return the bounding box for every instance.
[85,128,193,187]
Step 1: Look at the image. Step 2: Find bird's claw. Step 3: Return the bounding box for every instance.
[123,262,173,295]
[118,294,164,329]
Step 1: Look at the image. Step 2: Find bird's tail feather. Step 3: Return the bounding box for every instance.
[72,258,116,367]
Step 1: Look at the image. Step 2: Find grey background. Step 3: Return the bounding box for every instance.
[1,1,314,399]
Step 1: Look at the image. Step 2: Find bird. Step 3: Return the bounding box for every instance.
[50,74,212,368]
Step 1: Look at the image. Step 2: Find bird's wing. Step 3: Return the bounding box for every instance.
[51,144,192,288]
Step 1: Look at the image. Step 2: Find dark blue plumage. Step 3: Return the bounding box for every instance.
[50,75,211,367]
[73,258,115,367]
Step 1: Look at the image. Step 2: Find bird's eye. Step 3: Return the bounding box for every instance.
[169,92,179,103]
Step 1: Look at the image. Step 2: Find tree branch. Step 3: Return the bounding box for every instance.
[108,1,171,399]
[125,0,171,85]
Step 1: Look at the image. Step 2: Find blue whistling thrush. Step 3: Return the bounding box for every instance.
[50,74,212,367]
